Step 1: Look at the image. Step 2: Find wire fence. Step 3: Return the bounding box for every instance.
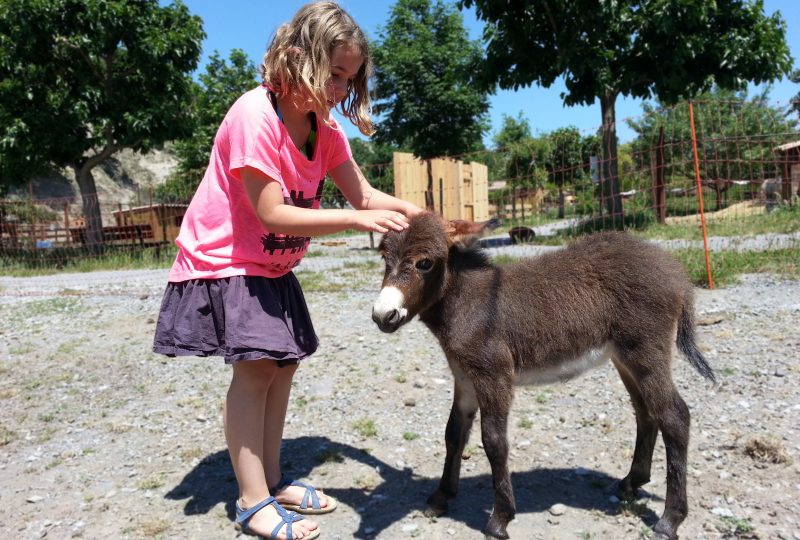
[2,99,799,283]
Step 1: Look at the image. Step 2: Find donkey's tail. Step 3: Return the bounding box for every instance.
[677,302,716,383]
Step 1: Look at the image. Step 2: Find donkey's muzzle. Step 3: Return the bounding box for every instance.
[372,308,405,333]
[372,286,409,333]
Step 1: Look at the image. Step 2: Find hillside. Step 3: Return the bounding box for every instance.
[6,147,179,225]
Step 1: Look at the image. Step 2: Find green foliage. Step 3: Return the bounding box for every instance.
[463,0,792,107]
[462,0,793,217]
[493,113,532,150]
[321,138,397,207]
[0,0,204,187]
[0,201,58,224]
[157,49,258,202]
[627,88,798,190]
[791,70,800,120]
[372,0,490,159]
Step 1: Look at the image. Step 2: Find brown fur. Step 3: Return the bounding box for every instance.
[372,212,715,540]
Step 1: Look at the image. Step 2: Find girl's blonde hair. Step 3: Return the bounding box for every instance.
[261,1,374,136]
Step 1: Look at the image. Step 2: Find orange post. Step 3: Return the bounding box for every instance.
[688,101,714,289]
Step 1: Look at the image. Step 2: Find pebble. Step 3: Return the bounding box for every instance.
[711,507,734,518]
[549,503,567,516]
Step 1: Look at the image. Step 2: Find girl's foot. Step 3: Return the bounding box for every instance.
[274,480,337,514]
[238,497,319,540]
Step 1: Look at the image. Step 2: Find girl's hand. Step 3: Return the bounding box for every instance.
[352,209,410,233]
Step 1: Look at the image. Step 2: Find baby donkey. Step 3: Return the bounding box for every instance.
[371,212,715,540]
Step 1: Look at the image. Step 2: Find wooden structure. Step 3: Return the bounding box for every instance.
[393,152,489,222]
[69,224,154,246]
[775,140,800,201]
[111,203,188,244]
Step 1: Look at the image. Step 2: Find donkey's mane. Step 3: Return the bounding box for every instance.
[450,243,493,272]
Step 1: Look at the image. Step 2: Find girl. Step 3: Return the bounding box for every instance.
[153,2,421,539]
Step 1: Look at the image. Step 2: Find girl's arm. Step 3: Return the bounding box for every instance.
[329,158,423,218]
[241,167,410,236]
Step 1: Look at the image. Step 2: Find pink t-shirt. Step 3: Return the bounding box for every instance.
[168,86,352,282]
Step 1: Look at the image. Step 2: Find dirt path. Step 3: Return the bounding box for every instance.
[1,256,798,539]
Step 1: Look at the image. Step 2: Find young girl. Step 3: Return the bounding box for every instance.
[153,2,421,539]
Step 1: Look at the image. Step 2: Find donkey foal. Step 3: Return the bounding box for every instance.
[371,213,715,540]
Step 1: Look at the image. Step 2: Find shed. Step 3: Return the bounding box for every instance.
[112,203,188,244]
[392,152,489,222]
[774,140,800,200]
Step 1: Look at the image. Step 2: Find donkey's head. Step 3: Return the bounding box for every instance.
[371,212,485,333]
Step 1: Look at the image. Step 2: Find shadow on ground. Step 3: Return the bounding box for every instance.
[166,436,661,537]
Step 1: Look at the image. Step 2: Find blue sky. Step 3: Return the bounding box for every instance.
[176,0,799,145]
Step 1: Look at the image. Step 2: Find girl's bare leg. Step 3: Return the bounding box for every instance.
[264,363,333,510]
[224,359,317,539]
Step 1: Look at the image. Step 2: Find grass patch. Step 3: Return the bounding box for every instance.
[179,447,205,462]
[0,424,15,446]
[353,418,378,438]
[618,499,649,517]
[354,473,380,491]
[671,247,800,287]
[0,244,176,276]
[402,431,420,441]
[517,418,533,429]
[137,474,165,491]
[139,518,170,536]
[744,436,791,464]
[315,450,345,464]
[296,271,347,293]
[719,516,755,537]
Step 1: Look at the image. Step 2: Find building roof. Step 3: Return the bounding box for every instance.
[775,140,800,152]
[112,203,188,215]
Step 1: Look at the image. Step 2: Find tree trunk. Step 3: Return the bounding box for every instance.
[74,165,104,253]
[558,185,565,219]
[600,94,624,226]
[72,137,119,253]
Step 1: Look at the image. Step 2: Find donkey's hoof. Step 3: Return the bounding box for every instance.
[483,523,510,539]
[423,505,446,518]
[425,491,449,517]
[653,520,678,540]
[484,513,512,539]
[616,477,644,501]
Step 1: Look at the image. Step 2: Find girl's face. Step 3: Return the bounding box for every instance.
[325,44,363,109]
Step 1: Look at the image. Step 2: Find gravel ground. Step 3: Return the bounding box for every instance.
[1,234,798,540]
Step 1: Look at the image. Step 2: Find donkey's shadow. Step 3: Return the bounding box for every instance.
[166,436,660,537]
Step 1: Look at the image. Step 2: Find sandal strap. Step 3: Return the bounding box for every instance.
[235,496,305,537]
[235,496,276,526]
[274,475,321,510]
[272,509,305,540]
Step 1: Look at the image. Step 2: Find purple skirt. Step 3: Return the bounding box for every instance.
[152,274,318,364]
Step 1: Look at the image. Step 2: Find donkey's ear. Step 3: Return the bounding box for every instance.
[445,219,484,248]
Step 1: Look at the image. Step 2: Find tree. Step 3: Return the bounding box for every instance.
[628,87,798,209]
[790,70,800,120]
[0,0,204,248]
[372,0,490,159]
[462,0,793,224]
[157,49,258,202]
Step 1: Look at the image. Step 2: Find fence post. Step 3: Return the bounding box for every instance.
[652,127,667,224]
[688,101,714,289]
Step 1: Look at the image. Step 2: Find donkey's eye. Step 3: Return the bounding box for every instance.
[415,259,433,272]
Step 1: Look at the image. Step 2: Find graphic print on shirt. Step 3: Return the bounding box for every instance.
[260,179,326,270]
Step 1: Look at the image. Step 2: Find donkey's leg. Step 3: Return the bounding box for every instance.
[426,361,479,517]
[650,385,691,540]
[476,378,515,539]
[612,360,659,500]
[623,347,691,540]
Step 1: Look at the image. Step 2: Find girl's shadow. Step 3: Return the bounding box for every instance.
[166,435,660,538]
